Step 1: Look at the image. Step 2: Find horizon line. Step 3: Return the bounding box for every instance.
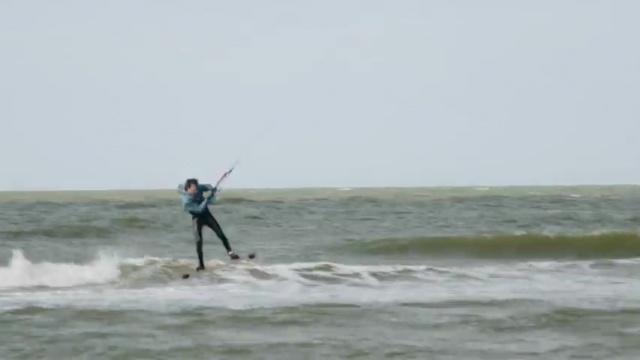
[1,183,639,193]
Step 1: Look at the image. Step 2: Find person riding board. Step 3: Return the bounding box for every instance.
[178,178,240,271]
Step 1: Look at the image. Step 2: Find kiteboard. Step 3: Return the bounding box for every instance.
[181,252,256,279]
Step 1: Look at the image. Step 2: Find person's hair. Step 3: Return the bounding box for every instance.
[184,178,199,191]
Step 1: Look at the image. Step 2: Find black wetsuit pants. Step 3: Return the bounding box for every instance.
[192,210,232,268]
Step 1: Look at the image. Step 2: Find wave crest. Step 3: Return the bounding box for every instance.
[0,250,120,289]
[345,233,640,259]
[1,225,113,239]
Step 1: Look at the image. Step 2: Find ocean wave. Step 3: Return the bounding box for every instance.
[1,251,639,314]
[0,250,120,289]
[3,249,638,293]
[0,251,471,290]
[112,202,160,210]
[0,224,113,239]
[117,259,457,286]
[110,216,154,229]
[343,233,640,260]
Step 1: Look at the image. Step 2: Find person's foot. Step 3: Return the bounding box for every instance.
[196,265,205,271]
[228,251,240,260]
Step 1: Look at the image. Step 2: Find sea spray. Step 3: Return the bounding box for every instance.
[0,249,121,289]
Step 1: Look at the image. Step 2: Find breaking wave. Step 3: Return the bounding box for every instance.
[344,233,640,259]
[0,250,120,289]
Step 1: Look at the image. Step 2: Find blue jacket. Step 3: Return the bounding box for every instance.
[177,183,218,215]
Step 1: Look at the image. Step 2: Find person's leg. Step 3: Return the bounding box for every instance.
[204,213,235,256]
[192,216,206,270]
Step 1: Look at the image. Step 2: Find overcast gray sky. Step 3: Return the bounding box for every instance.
[1,0,639,190]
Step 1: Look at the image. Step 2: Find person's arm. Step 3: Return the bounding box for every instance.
[206,188,218,205]
[183,196,210,214]
[198,184,215,192]
[197,184,218,204]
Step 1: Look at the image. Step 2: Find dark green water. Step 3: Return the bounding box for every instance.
[1,186,639,359]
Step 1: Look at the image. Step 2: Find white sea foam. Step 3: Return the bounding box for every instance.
[1,253,639,313]
[0,250,120,289]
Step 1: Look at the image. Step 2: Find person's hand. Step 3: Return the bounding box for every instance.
[206,188,217,200]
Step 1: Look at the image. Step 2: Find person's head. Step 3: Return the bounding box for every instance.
[184,178,199,194]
